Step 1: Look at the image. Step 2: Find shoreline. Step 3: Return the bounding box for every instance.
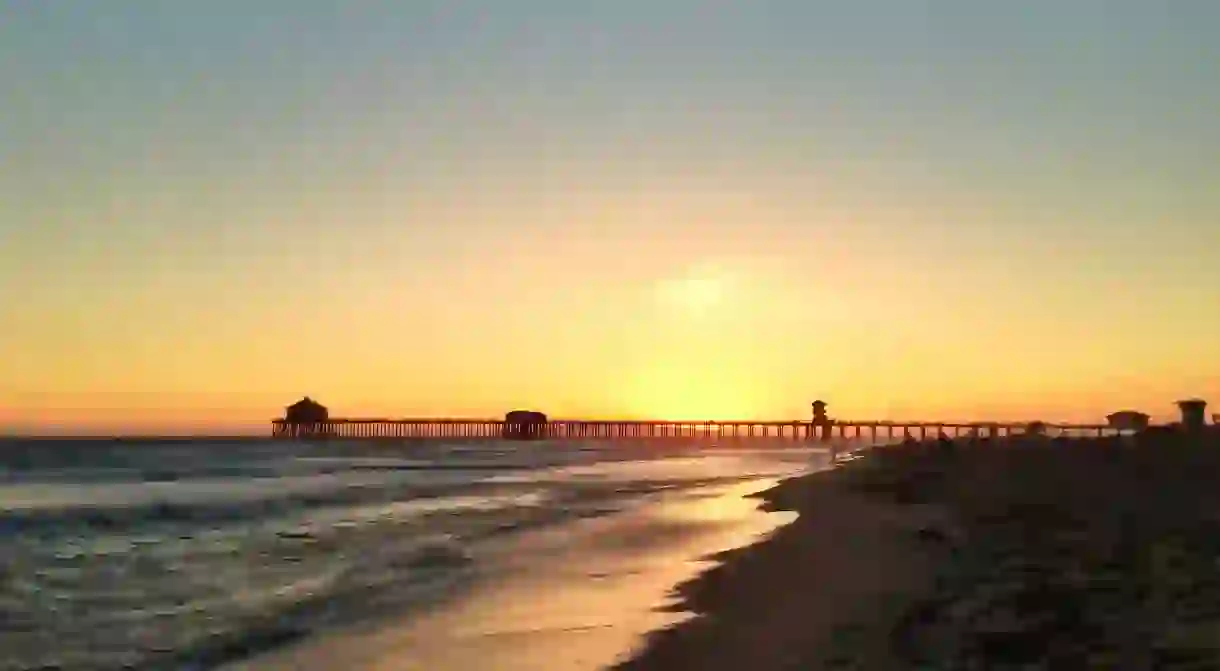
[616,427,1220,669]
[614,453,943,670]
[223,476,808,671]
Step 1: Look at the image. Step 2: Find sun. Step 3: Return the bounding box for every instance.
[620,364,764,421]
[655,269,728,314]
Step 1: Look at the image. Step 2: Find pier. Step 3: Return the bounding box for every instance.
[269,397,1156,442]
[270,417,1116,441]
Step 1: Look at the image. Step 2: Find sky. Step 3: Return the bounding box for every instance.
[2,1,1218,434]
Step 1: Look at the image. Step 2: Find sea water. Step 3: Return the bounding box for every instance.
[0,438,832,670]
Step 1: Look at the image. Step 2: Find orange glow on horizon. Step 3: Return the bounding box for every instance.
[3,3,1220,437]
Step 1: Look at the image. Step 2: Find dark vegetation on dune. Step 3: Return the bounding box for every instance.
[867,429,1220,669]
[620,427,1220,670]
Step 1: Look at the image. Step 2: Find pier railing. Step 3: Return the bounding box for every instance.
[270,418,1117,441]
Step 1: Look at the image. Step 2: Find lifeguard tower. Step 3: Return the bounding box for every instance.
[1177,399,1208,432]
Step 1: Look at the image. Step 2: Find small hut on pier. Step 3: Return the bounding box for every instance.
[1106,410,1150,433]
[284,397,329,438]
[503,410,548,440]
[1024,421,1048,437]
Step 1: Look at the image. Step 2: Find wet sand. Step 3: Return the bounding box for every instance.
[619,427,1220,669]
[615,450,941,670]
[225,478,806,671]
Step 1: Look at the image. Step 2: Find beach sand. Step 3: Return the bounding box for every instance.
[619,427,1220,669]
[615,453,944,670]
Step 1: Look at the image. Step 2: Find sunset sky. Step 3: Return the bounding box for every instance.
[2,1,1218,434]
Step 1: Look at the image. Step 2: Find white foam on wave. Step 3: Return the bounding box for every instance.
[483,451,806,485]
[0,439,826,670]
[0,469,453,513]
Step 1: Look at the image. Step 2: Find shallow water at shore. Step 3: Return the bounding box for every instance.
[0,438,836,670]
[226,478,806,671]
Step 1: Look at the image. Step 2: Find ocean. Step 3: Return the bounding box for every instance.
[0,438,840,670]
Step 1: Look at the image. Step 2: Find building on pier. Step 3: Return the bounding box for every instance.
[1024,421,1048,436]
[284,397,330,438]
[1106,410,1150,432]
[503,410,547,440]
[811,400,832,441]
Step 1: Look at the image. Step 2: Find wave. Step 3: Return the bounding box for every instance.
[2,532,477,671]
[0,439,821,669]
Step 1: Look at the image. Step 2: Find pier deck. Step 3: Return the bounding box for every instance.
[270,417,1116,441]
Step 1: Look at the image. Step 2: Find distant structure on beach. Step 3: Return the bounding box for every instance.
[1177,399,1208,432]
[502,410,548,440]
[1106,410,1151,432]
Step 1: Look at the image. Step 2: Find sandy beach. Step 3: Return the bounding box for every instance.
[618,426,1220,669]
